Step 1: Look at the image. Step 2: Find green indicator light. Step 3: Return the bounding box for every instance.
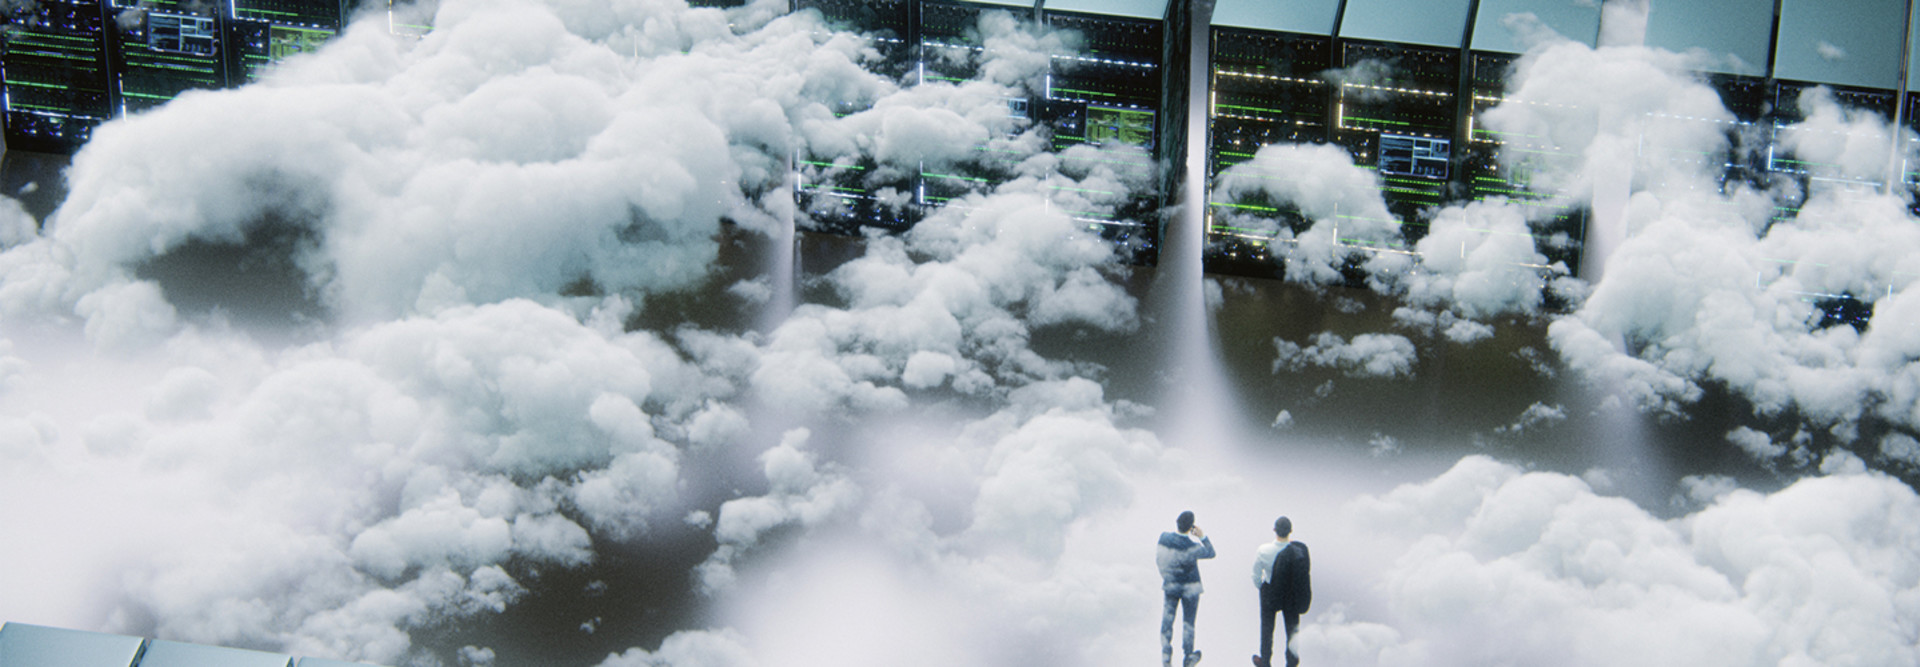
[922,173,987,183]
[1344,116,1410,126]
[1215,103,1291,116]
[1053,87,1116,97]
[1208,201,1278,212]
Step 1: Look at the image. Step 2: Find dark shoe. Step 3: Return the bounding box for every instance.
[1184,651,1203,667]
[1251,655,1270,667]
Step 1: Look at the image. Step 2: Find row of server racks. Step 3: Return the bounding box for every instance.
[8,0,1917,295]
[1205,0,1920,301]
[1,0,353,153]
[1633,0,1913,329]
[1204,0,1596,281]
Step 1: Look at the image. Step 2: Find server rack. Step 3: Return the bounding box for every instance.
[1461,0,1601,274]
[106,0,227,115]
[912,0,1038,214]
[0,0,114,152]
[791,0,918,233]
[227,0,349,86]
[1202,0,1339,277]
[3,0,354,152]
[1041,0,1183,261]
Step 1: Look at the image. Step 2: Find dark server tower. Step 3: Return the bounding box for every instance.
[106,0,226,114]
[1331,40,1458,251]
[1462,51,1585,272]
[799,0,913,78]
[1,0,115,153]
[919,0,1035,83]
[1041,5,1172,259]
[1205,27,1335,275]
[792,0,918,233]
[226,0,348,86]
[913,1,1039,212]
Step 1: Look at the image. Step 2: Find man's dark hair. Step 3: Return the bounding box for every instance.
[1177,511,1195,533]
[1274,516,1292,538]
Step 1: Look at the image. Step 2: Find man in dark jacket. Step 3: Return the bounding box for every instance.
[1157,510,1216,667]
[1252,516,1310,667]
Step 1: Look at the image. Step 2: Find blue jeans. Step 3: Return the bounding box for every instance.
[1161,584,1201,665]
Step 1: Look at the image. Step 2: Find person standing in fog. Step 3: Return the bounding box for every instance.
[1158,510,1216,667]
[1252,516,1310,667]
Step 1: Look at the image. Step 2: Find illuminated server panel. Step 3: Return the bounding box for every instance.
[1204,27,1335,275]
[0,0,114,153]
[106,0,226,114]
[1463,51,1584,271]
[1331,40,1458,253]
[791,0,917,233]
[226,0,348,86]
[1040,0,1184,260]
[913,0,1039,211]
[1457,0,1601,277]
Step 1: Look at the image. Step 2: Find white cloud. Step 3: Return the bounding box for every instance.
[698,428,861,594]
[0,298,725,663]
[598,629,759,667]
[1878,431,1920,470]
[1318,455,1920,667]
[1274,332,1418,378]
[1726,426,1787,460]
[1210,143,1406,286]
[1495,402,1567,436]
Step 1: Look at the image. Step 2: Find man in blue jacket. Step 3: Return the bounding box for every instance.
[1158,510,1216,667]
[1252,516,1310,667]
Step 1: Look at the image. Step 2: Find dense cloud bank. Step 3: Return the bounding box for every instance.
[0,0,1917,666]
[1303,455,1920,667]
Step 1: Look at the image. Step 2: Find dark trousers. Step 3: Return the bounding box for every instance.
[1258,606,1300,667]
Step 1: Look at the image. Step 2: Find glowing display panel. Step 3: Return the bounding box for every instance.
[1378,133,1449,179]
[1087,106,1155,146]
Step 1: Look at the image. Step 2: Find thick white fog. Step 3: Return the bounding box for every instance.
[0,0,1916,665]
